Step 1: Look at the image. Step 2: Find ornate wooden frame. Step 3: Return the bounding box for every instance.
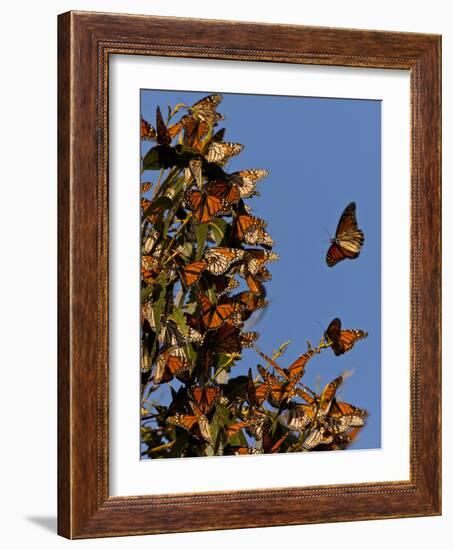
[58,11,441,538]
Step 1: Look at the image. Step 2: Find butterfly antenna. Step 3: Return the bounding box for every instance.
[316,319,326,333]
[322,228,332,243]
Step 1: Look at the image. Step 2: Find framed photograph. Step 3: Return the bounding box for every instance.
[58,11,441,538]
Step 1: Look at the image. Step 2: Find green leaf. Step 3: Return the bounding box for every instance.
[168,432,189,458]
[208,218,228,245]
[143,196,174,218]
[141,284,154,302]
[142,145,177,170]
[195,223,208,260]
[151,273,167,336]
[168,308,189,336]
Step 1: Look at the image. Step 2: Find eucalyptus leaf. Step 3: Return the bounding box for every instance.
[195,223,208,260]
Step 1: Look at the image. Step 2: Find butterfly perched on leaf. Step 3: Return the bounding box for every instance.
[189,385,222,415]
[180,260,207,287]
[166,409,211,442]
[324,317,368,356]
[205,141,243,165]
[326,202,365,267]
[206,321,259,355]
[198,292,243,331]
[228,169,269,199]
[184,187,231,223]
[154,346,192,384]
[232,213,273,248]
[140,106,182,145]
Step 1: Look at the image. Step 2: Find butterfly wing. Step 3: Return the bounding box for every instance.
[184,189,224,223]
[180,260,207,287]
[155,106,171,146]
[325,317,368,355]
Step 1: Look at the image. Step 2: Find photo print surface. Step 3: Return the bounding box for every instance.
[140,89,381,459]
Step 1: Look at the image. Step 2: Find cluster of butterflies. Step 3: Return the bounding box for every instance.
[140,93,369,457]
[158,317,368,455]
[140,94,278,407]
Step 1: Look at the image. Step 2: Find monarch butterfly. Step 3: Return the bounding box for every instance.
[229,169,269,198]
[327,399,367,434]
[198,292,242,330]
[244,249,279,275]
[256,348,315,383]
[286,402,317,431]
[205,141,243,164]
[256,365,298,408]
[189,385,221,415]
[232,214,273,248]
[226,413,269,440]
[154,346,192,384]
[186,158,204,189]
[180,260,207,287]
[141,106,182,145]
[188,94,223,121]
[167,409,211,442]
[161,320,204,348]
[184,186,235,223]
[203,247,245,276]
[325,317,368,356]
[211,275,240,297]
[326,202,365,267]
[206,180,241,206]
[184,188,226,223]
[302,426,334,450]
[318,375,343,415]
[232,291,267,319]
[141,181,152,194]
[207,321,259,354]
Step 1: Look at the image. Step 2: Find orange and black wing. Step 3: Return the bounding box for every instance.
[326,202,364,267]
[180,260,207,287]
[325,317,368,356]
[184,189,224,223]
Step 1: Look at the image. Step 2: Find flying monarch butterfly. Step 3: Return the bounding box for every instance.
[203,247,245,276]
[198,292,242,330]
[229,169,269,198]
[180,260,207,287]
[326,202,365,267]
[154,346,192,384]
[324,317,368,356]
[205,141,243,164]
[189,385,221,415]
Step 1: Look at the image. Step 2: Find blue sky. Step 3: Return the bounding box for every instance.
[141,89,381,450]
